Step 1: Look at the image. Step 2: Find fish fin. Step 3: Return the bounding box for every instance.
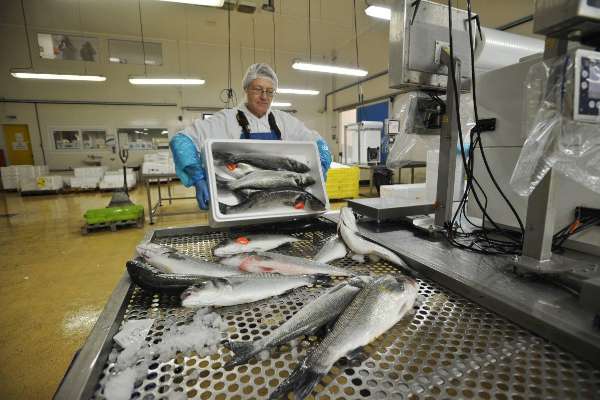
[218,202,230,214]
[345,346,367,362]
[268,364,325,400]
[223,341,257,368]
[309,274,332,287]
[368,254,381,263]
[350,253,365,263]
[313,319,336,338]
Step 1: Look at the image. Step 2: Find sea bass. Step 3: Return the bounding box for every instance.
[338,207,409,268]
[269,275,419,400]
[220,252,352,276]
[224,277,367,368]
[218,188,325,215]
[213,234,300,258]
[136,242,241,277]
[217,170,315,191]
[180,273,330,308]
[213,151,310,173]
[314,235,347,264]
[214,162,259,180]
[126,258,215,293]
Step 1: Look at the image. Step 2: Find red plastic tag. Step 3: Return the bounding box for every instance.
[235,236,250,245]
[226,163,237,171]
[294,202,305,210]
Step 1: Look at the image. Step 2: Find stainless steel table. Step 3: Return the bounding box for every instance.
[141,173,196,224]
[55,217,600,399]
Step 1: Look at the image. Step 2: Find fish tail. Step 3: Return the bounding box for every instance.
[218,202,230,214]
[213,151,233,161]
[310,274,333,287]
[223,341,257,368]
[268,364,325,400]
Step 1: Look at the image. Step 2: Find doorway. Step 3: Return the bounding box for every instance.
[2,124,34,165]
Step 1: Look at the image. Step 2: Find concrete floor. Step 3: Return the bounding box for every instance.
[0,170,424,399]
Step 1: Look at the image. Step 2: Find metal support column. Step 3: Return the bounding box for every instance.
[434,50,461,228]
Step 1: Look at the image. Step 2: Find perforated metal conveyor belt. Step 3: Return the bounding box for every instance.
[91,225,600,400]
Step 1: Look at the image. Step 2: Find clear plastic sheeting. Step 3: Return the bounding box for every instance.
[386,91,475,169]
[510,53,600,196]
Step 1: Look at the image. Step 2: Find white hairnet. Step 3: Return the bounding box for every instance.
[242,63,278,90]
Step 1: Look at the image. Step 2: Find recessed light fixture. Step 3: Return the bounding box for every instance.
[271,101,292,107]
[11,72,107,81]
[158,0,225,6]
[129,77,205,85]
[292,62,368,77]
[365,5,391,20]
[277,88,320,95]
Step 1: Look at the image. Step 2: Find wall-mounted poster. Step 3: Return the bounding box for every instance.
[37,33,99,62]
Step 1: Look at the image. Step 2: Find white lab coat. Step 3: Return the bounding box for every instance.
[181,103,321,151]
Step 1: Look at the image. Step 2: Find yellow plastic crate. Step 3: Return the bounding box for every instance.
[326,166,360,200]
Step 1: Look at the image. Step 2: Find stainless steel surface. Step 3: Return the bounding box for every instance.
[142,173,196,225]
[389,0,474,90]
[80,221,600,399]
[434,50,459,228]
[348,198,435,222]
[534,0,600,41]
[54,274,133,400]
[324,214,600,370]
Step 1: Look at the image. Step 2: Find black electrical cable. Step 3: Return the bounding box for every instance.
[220,6,237,108]
[443,0,524,255]
[19,0,34,70]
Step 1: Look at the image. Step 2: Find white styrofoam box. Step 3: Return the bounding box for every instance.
[380,183,427,201]
[205,139,329,228]
[33,165,49,176]
[425,150,465,203]
[1,166,18,178]
[330,162,350,169]
[1,176,18,190]
[142,162,175,175]
[143,151,171,163]
[104,168,134,176]
[74,166,106,178]
[99,173,136,189]
[69,176,100,189]
[19,177,38,192]
[37,176,63,190]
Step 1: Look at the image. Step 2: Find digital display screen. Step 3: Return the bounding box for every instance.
[589,62,600,99]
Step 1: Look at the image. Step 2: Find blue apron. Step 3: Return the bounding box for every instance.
[236,110,282,141]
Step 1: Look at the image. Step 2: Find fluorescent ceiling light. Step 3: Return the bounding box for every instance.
[365,5,391,20]
[158,0,225,6]
[277,88,320,95]
[11,72,106,81]
[271,102,292,107]
[129,77,205,85]
[292,62,368,77]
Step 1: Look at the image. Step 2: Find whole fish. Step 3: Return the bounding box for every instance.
[213,151,310,173]
[269,275,419,400]
[180,273,330,308]
[220,252,352,276]
[215,162,259,179]
[218,188,325,215]
[338,207,409,268]
[213,234,300,257]
[126,258,215,293]
[136,242,241,276]
[314,235,347,264]
[224,277,367,368]
[217,170,316,191]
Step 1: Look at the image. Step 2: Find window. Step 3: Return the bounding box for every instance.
[117,128,169,150]
[108,39,163,65]
[37,33,99,62]
[82,130,108,150]
[53,130,81,150]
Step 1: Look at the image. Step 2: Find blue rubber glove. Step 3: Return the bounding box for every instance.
[316,138,332,181]
[185,165,210,210]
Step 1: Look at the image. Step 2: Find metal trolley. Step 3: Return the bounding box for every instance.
[55,218,600,400]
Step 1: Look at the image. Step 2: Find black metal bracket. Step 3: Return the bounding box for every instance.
[465,14,483,40]
[476,118,496,133]
[409,0,422,25]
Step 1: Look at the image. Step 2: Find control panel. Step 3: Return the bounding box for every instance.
[574,49,600,122]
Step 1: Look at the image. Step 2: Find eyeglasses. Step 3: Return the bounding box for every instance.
[247,87,275,97]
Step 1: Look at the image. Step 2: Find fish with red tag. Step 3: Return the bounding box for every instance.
[220,252,352,276]
[213,234,301,258]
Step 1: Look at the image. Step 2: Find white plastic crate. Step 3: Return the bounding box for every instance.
[204,139,329,228]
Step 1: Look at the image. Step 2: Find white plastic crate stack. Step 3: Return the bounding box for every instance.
[20,175,64,192]
[70,167,107,189]
[99,169,137,189]
[1,166,18,190]
[142,151,175,175]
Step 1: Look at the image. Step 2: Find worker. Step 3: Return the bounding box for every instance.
[170,63,332,210]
